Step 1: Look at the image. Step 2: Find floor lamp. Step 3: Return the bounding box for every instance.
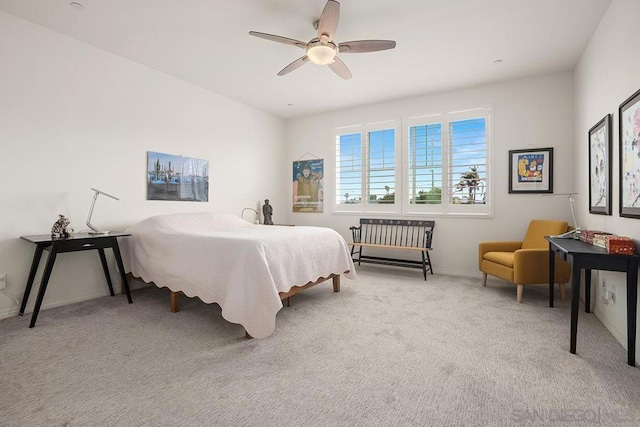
[540,193,579,238]
[86,188,119,234]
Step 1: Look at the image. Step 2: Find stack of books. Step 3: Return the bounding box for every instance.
[579,230,610,244]
[591,233,636,255]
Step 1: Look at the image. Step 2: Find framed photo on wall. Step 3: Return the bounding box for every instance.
[619,87,640,219]
[147,151,209,202]
[508,147,554,194]
[588,114,612,215]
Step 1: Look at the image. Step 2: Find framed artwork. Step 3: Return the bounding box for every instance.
[508,147,553,194]
[619,87,640,219]
[147,151,209,202]
[292,159,324,212]
[588,114,612,215]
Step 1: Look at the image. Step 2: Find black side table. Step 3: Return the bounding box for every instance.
[546,236,640,366]
[19,232,133,327]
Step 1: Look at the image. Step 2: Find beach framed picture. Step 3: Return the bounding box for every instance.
[619,87,640,219]
[508,147,553,194]
[588,114,612,215]
[147,151,209,202]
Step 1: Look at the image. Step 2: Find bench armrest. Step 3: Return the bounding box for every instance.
[425,230,434,249]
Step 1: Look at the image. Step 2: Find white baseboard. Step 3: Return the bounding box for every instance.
[435,268,483,279]
[0,276,152,321]
[0,288,116,321]
[593,307,627,351]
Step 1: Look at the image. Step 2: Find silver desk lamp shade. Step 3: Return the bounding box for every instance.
[86,188,119,234]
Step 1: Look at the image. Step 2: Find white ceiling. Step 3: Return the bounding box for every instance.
[0,0,612,119]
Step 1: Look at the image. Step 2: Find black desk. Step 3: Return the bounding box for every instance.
[546,236,640,366]
[19,232,133,327]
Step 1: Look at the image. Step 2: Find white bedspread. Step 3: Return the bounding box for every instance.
[119,212,356,338]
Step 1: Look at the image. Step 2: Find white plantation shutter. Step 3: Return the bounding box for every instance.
[448,117,487,205]
[334,107,491,217]
[367,128,396,204]
[335,132,362,205]
[408,123,443,205]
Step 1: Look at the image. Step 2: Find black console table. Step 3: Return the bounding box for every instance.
[20,232,133,328]
[546,236,640,366]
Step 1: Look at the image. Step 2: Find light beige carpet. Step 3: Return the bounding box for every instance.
[1,265,640,426]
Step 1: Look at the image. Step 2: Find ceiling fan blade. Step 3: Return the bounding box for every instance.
[277,56,310,76]
[317,0,340,40]
[339,40,397,53]
[249,31,307,49]
[328,56,352,80]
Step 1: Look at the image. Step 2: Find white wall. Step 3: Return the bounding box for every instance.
[285,73,576,278]
[0,12,286,318]
[574,0,640,351]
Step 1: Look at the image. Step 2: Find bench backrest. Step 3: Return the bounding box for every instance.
[351,218,435,249]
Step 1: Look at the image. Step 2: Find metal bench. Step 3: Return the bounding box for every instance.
[349,218,435,280]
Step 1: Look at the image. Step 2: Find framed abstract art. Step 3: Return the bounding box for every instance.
[588,114,612,215]
[619,88,640,218]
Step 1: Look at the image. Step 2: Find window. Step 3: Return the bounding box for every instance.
[367,128,396,204]
[406,108,490,216]
[335,132,362,205]
[335,107,491,217]
[448,117,487,206]
[408,123,443,205]
[335,120,400,212]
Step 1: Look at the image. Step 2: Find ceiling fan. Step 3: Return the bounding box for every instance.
[249,0,396,80]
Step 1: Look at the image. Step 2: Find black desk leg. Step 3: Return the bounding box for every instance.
[627,261,638,366]
[585,269,592,313]
[98,248,115,297]
[570,262,581,354]
[30,245,58,328]
[549,245,555,308]
[19,244,44,316]
[111,240,133,304]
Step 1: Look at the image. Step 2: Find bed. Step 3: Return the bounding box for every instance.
[119,212,356,338]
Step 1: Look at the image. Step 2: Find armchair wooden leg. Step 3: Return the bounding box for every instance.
[482,273,487,287]
[516,284,524,303]
[559,282,567,301]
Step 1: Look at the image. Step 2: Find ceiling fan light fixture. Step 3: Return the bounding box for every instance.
[306,42,337,65]
[249,0,396,79]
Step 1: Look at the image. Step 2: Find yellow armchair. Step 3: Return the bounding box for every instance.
[479,219,572,303]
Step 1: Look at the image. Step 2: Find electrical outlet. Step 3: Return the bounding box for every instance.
[0,273,6,290]
[611,285,616,303]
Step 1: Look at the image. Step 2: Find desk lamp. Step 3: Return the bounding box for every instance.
[86,188,119,234]
[241,207,259,223]
[540,193,578,238]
